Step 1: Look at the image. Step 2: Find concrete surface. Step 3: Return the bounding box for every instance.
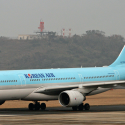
[0,105,125,125]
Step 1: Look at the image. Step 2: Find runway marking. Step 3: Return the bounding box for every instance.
[0,115,16,116]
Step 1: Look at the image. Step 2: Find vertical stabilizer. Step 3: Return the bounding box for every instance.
[110,45,125,67]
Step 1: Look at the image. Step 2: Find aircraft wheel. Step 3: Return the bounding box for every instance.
[41,103,46,110]
[72,106,77,111]
[78,103,84,111]
[35,102,40,110]
[84,103,90,110]
[28,103,34,110]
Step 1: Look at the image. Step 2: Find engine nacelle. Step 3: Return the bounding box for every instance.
[0,100,5,105]
[58,90,84,107]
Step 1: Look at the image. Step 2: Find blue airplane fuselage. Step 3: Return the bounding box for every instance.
[0,66,124,87]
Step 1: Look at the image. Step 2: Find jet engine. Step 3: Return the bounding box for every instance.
[58,90,85,107]
[0,100,5,105]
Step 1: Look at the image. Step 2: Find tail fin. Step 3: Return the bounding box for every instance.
[110,45,125,67]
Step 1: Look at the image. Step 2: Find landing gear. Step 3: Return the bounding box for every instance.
[84,103,90,110]
[28,103,34,110]
[78,103,84,111]
[72,103,90,111]
[72,106,77,111]
[28,102,46,111]
[41,103,46,110]
[34,102,40,110]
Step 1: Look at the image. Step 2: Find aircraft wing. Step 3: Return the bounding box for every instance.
[35,80,125,95]
[35,85,78,95]
[82,80,125,87]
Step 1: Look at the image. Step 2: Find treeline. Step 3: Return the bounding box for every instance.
[0,32,124,70]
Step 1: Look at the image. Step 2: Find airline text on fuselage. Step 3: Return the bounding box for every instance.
[24,73,55,78]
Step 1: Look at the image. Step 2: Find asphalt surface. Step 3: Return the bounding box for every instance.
[0,105,125,124]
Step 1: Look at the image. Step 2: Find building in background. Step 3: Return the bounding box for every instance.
[18,34,38,40]
[18,20,73,40]
[18,20,56,40]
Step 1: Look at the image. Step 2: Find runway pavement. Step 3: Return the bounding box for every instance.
[0,105,125,124]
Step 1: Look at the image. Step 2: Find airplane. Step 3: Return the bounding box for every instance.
[0,46,125,111]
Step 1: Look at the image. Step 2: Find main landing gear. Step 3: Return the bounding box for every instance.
[72,103,90,111]
[28,102,46,111]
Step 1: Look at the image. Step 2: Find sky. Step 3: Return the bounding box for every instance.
[0,0,125,37]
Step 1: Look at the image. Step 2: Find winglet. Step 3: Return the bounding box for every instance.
[110,45,125,67]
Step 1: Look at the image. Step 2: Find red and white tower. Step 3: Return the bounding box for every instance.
[62,29,65,37]
[69,29,71,37]
[38,21,44,32]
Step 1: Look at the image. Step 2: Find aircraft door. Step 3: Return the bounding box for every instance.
[18,75,26,86]
[114,70,120,80]
[78,74,83,83]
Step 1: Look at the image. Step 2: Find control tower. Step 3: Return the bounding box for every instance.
[36,20,48,36]
[38,21,44,32]
[35,20,56,38]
